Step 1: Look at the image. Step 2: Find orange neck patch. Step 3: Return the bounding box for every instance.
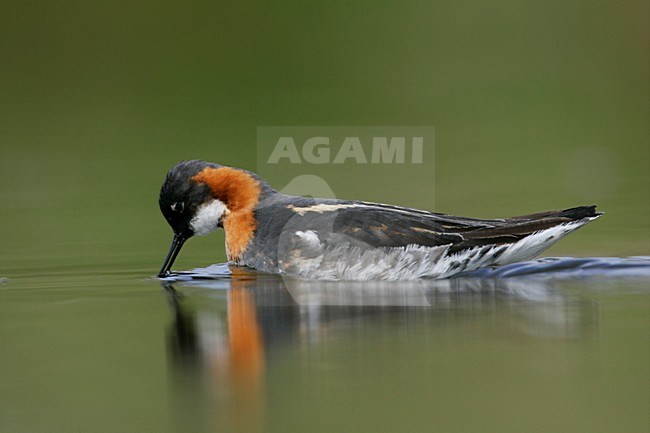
[192,166,261,261]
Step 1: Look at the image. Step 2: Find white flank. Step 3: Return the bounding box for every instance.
[280,217,598,281]
[190,199,228,236]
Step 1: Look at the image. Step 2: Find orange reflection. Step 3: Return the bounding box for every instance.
[217,269,266,433]
[227,286,265,380]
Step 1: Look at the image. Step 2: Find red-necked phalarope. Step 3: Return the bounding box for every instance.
[158,160,601,281]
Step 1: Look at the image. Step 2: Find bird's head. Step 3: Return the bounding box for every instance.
[157,160,262,277]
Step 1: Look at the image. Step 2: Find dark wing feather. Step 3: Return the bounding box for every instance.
[330,202,600,253]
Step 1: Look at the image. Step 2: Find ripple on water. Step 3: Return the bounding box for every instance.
[161,256,650,282]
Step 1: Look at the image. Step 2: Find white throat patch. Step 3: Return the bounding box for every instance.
[190,199,228,236]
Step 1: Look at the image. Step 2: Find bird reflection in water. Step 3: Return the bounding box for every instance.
[161,267,598,432]
[164,269,269,433]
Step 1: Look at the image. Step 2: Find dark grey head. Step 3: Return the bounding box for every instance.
[159,160,217,238]
[158,160,224,277]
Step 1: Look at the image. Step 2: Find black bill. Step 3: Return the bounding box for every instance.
[158,234,187,277]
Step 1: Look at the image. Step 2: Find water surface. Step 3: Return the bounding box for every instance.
[1,258,648,433]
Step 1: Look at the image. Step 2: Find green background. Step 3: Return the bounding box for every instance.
[1,0,648,274]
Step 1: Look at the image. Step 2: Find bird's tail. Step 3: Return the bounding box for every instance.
[448,205,601,256]
[508,205,602,222]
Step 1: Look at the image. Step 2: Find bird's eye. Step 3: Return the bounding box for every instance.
[171,202,185,212]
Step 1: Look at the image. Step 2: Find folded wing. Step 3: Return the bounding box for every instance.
[328,202,600,254]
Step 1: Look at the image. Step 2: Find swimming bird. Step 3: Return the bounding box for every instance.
[158,160,601,280]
